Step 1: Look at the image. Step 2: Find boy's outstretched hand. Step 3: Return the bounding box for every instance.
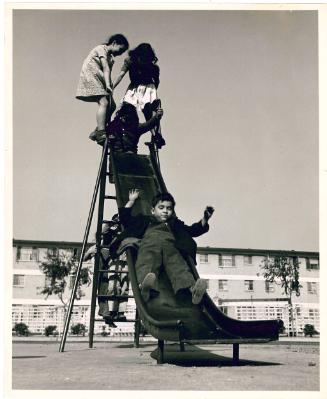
[129,189,140,201]
[204,206,215,221]
[125,189,140,208]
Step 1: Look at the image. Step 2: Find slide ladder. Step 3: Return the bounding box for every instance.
[59,136,143,352]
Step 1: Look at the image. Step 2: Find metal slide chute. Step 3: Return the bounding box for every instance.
[110,148,281,351]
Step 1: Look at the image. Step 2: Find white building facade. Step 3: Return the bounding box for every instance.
[12,239,319,336]
[196,247,319,335]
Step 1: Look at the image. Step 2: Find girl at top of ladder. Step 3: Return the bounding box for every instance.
[112,43,165,148]
[76,34,129,142]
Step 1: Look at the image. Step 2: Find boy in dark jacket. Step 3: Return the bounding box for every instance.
[118,189,214,304]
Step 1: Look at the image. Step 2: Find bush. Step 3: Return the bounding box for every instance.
[303,324,319,337]
[44,325,58,336]
[100,326,108,337]
[13,322,29,336]
[71,323,87,336]
[278,319,285,334]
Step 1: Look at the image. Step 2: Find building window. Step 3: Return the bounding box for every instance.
[244,280,254,292]
[265,281,275,293]
[218,254,235,267]
[306,259,319,271]
[73,248,82,260]
[220,306,228,315]
[237,306,256,320]
[243,255,252,265]
[47,247,58,257]
[16,247,38,262]
[307,282,317,295]
[13,274,25,287]
[218,280,228,291]
[199,253,208,263]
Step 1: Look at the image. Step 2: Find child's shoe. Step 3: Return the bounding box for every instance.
[103,316,117,328]
[191,278,207,305]
[154,134,166,149]
[139,272,156,302]
[89,129,106,142]
[100,309,117,327]
[96,133,107,146]
[89,128,98,141]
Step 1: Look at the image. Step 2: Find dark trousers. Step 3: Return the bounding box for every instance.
[135,226,195,294]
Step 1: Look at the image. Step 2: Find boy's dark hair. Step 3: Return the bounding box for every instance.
[117,102,138,119]
[152,192,176,208]
[129,43,158,64]
[107,34,129,49]
[115,102,139,130]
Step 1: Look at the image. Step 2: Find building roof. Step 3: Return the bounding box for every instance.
[197,246,319,258]
[12,238,319,258]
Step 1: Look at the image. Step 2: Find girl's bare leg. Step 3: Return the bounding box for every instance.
[96,96,109,130]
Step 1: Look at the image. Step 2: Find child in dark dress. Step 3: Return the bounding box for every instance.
[96,102,163,153]
[118,189,215,304]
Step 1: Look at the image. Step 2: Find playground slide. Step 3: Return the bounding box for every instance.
[111,151,281,343]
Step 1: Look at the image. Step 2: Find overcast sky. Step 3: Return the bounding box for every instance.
[12,9,319,251]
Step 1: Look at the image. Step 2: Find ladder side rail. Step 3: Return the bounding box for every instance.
[59,140,109,352]
[88,139,109,348]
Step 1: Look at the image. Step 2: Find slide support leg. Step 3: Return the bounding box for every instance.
[157,339,164,364]
[233,343,239,365]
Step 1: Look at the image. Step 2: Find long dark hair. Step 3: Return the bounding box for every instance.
[129,43,158,65]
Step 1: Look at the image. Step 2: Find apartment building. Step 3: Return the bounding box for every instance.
[196,247,319,335]
[12,239,319,336]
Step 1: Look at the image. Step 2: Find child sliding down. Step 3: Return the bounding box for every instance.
[118,189,214,305]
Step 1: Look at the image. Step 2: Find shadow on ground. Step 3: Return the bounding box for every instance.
[148,344,283,367]
[115,343,156,349]
[12,356,47,359]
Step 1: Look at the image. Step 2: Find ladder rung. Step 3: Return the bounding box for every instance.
[104,195,117,200]
[97,294,133,299]
[116,174,154,179]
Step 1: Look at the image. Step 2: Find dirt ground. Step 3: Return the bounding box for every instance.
[11,338,319,391]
